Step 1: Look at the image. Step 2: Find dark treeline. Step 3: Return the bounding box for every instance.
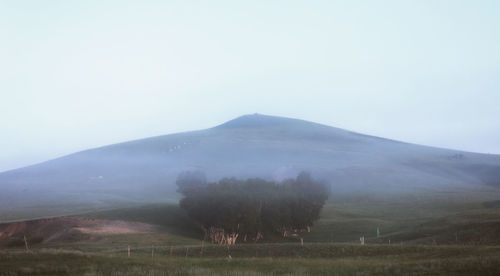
[176,171,329,244]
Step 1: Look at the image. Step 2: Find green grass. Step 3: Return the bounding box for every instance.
[2,189,500,275]
[303,190,500,245]
[1,244,500,275]
[74,189,500,247]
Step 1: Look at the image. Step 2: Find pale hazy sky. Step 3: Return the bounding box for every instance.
[1,0,499,172]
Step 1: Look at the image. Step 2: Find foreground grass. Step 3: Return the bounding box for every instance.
[1,243,500,275]
[2,190,500,274]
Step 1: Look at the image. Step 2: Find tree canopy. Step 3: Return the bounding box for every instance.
[177,172,328,243]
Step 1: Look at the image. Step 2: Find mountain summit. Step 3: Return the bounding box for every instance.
[1,114,500,220]
[216,113,322,129]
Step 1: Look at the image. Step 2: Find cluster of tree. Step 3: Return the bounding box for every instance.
[176,171,329,244]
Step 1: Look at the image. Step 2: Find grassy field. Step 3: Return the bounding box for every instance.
[1,188,500,275]
[1,244,500,275]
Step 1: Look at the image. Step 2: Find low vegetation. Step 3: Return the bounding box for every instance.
[1,188,500,274]
[1,244,500,275]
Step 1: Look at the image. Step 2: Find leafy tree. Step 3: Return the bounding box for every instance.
[177,172,329,243]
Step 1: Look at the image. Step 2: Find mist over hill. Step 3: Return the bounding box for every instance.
[1,114,500,220]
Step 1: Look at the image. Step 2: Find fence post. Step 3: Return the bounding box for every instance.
[200,240,204,257]
[24,236,29,252]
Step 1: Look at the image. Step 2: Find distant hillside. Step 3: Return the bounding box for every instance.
[1,114,500,220]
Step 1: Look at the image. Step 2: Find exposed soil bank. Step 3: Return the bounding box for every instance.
[0,216,154,247]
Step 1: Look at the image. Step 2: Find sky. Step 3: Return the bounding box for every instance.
[1,0,499,172]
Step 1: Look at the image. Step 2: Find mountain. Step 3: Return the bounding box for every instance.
[1,114,500,220]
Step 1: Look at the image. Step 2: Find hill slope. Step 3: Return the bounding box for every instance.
[1,114,500,219]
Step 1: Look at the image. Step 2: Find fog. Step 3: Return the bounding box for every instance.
[1,0,500,173]
[2,3,500,274]
[2,114,500,222]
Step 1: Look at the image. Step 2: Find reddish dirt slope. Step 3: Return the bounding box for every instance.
[0,216,154,247]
